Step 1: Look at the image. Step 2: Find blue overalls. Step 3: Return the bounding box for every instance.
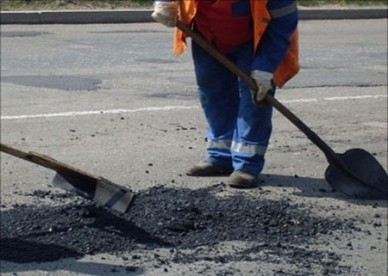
[191,0,298,175]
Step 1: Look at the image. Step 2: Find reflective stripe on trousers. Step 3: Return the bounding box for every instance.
[192,40,274,175]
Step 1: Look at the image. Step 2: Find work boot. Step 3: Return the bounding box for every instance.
[186,162,233,176]
[227,171,258,189]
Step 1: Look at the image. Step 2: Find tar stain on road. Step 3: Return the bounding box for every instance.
[0,31,50,38]
[1,75,102,91]
[1,184,360,275]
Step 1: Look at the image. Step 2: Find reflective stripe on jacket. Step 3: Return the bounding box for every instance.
[173,0,299,87]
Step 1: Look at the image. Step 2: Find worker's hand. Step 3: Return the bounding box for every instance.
[250,70,273,104]
[151,1,178,27]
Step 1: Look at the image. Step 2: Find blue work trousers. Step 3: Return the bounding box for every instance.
[192,41,274,175]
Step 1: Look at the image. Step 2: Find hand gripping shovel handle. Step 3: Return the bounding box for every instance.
[175,20,338,163]
[0,143,134,213]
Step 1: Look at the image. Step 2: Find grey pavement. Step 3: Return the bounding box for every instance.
[0,6,387,24]
[1,16,387,276]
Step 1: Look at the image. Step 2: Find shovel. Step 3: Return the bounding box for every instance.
[0,143,134,213]
[176,20,388,199]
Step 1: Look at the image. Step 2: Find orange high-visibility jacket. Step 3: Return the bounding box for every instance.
[173,0,299,87]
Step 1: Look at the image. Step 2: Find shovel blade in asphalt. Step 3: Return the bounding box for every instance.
[1,143,134,213]
[325,148,388,199]
[52,173,134,213]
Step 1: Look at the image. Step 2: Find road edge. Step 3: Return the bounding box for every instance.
[0,7,387,24]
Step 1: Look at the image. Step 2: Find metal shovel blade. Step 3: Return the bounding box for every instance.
[325,148,388,199]
[53,173,134,214]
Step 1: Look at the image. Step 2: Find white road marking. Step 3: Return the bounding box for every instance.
[281,94,387,104]
[1,106,198,120]
[1,94,387,120]
[362,122,388,129]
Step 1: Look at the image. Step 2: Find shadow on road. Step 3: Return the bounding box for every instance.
[261,173,388,207]
[0,240,143,275]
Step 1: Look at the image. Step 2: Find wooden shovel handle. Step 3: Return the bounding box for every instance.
[176,20,336,160]
[0,143,99,181]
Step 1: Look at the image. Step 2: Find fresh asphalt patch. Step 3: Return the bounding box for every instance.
[1,184,374,275]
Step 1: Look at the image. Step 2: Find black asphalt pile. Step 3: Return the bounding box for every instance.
[1,184,360,274]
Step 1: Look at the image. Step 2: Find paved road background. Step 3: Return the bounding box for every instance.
[1,18,387,275]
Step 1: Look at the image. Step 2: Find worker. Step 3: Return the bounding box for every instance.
[152,0,299,188]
